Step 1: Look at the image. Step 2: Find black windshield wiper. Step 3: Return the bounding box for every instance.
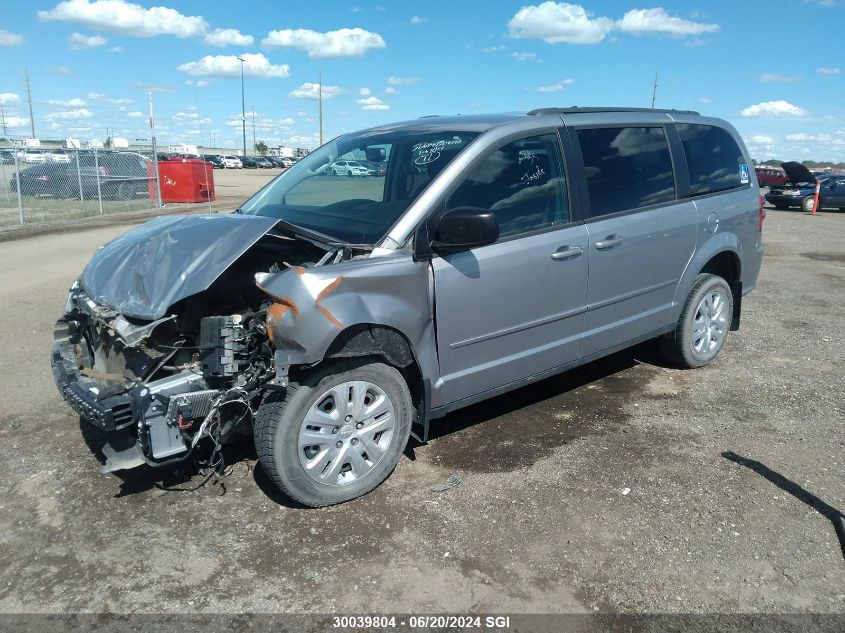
[272,218,353,248]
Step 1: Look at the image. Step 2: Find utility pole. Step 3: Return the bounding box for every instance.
[24,68,35,138]
[651,73,658,109]
[148,91,162,208]
[251,105,256,153]
[318,70,323,146]
[237,57,246,156]
[0,102,7,137]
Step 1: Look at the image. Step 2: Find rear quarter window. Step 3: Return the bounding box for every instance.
[676,124,747,196]
[577,126,676,217]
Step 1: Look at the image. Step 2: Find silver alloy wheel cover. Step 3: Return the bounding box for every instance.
[297,380,396,486]
[691,289,729,358]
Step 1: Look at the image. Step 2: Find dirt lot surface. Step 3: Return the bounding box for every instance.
[0,204,843,616]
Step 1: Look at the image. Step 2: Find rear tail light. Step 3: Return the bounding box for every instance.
[36,175,49,181]
[758,195,766,232]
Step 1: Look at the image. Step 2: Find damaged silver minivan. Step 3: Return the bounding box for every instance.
[52,108,764,506]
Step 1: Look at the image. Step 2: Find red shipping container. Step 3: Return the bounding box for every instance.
[147,158,216,203]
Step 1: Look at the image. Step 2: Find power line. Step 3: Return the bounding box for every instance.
[318,70,323,146]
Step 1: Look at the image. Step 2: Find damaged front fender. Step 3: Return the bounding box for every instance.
[256,252,438,384]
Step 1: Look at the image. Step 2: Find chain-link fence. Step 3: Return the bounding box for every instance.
[0,146,162,227]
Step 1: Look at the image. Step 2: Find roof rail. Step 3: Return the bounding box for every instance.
[528,106,700,116]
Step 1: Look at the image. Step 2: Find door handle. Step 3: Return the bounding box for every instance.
[595,234,623,250]
[551,245,583,260]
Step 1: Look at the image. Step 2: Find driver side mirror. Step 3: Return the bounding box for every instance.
[431,206,499,254]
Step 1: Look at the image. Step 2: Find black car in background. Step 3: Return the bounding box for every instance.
[13,152,151,200]
[202,155,224,169]
[240,156,259,169]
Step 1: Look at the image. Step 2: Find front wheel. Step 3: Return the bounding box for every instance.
[255,360,413,507]
[662,274,733,369]
[802,195,818,213]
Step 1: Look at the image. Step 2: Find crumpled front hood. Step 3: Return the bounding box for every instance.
[81,214,278,320]
[781,161,815,185]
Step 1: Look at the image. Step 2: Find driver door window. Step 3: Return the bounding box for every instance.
[446,134,569,239]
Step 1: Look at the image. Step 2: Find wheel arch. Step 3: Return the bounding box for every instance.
[320,323,429,443]
[674,236,744,331]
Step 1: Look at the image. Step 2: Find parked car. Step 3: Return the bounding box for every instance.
[221,155,242,169]
[0,150,13,164]
[202,155,224,169]
[765,163,845,211]
[329,159,369,176]
[241,156,259,169]
[361,160,387,176]
[754,166,787,188]
[253,156,274,168]
[13,151,151,200]
[265,156,285,168]
[24,150,47,164]
[52,107,763,507]
[48,150,71,163]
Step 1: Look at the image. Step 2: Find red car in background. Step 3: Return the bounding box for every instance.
[755,166,788,187]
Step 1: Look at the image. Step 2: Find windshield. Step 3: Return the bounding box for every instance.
[239,128,479,244]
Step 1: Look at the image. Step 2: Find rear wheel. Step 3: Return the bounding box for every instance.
[255,360,413,507]
[662,274,733,369]
[330,169,338,176]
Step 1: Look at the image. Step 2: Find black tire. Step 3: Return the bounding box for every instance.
[255,360,413,507]
[330,169,338,177]
[774,204,789,210]
[802,195,817,213]
[662,273,733,369]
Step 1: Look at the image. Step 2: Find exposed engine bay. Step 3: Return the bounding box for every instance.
[51,215,372,475]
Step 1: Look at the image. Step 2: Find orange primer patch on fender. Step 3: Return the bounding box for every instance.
[315,276,345,330]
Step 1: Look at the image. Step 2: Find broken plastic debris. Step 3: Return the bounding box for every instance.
[621,487,631,496]
[431,472,461,493]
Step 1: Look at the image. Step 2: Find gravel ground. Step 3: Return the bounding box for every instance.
[0,205,842,616]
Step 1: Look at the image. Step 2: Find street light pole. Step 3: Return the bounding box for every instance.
[237,56,247,156]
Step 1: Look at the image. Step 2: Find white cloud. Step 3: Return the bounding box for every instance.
[357,96,389,111]
[482,44,506,52]
[178,53,290,78]
[508,2,614,45]
[38,0,208,38]
[748,135,775,145]
[0,93,21,107]
[508,3,718,45]
[288,83,344,100]
[740,100,807,117]
[617,8,719,36]
[46,97,87,107]
[204,28,254,47]
[45,108,93,121]
[68,31,107,49]
[185,79,213,88]
[410,16,428,25]
[817,66,842,75]
[511,51,541,62]
[87,92,133,104]
[0,29,25,46]
[47,66,73,75]
[785,133,836,142]
[126,110,143,118]
[384,86,399,95]
[359,87,371,96]
[532,78,574,92]
[262,27,386,58]
[759,73,800,82]
[107,45,124,52]
[3,116,30,128]
[387,75,421,85]
[698,96,713,104]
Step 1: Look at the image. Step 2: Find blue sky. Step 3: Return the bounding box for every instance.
[1,0,843,160]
